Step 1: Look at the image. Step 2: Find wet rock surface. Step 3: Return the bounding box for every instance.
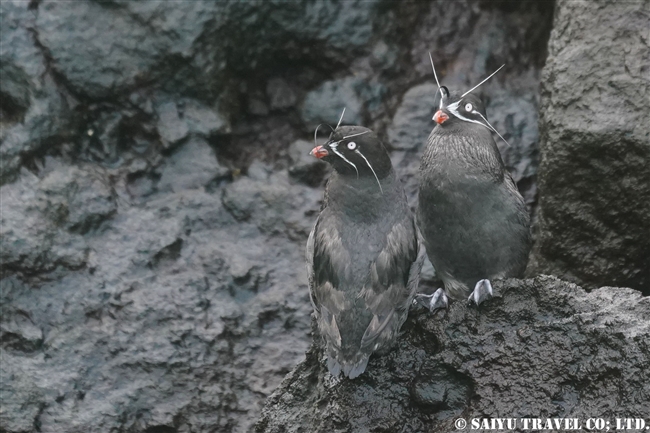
[256,276,650,433]
[2,1,647,432]
[1,168,319,432]
[528,0,650,294]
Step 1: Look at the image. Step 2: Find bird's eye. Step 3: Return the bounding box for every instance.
[347,142,357,150]
[465,103,473,112]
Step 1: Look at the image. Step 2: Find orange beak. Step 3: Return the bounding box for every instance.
[433,110,449,125]
[310,145,328,159]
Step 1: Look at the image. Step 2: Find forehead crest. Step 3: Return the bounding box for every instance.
[330,127,372,144]
[427,55,510,147]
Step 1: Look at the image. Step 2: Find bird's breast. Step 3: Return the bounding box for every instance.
[420,130,504,183]
[328,176,406,224]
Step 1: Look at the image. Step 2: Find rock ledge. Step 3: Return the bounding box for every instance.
[256,276,650,433]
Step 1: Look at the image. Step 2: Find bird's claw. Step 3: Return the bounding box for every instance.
[468,279,493,306]
[415,288,448,312]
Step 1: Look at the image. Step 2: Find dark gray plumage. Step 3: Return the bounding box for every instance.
[306,126,424,379]
[417,88,531,308]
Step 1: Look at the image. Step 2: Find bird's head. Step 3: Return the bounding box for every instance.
[433,88,489,129]
[310,126,392,192]
[427,53,510,146]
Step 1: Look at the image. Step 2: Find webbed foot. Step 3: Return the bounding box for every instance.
[415,288,449,312]
[467,279,493,306]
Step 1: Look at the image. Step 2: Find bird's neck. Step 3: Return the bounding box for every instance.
[436,120,494,142]
[422,125,504,180]
[326,170,401,220]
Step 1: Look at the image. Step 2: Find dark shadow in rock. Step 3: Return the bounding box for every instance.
[0,310,43,353]
[149,239,183,270]
[144,426,177,433]
[409,365,472,418]
[0,87,29,124]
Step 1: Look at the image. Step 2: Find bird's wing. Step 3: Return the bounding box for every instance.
[408,227,427,295]
[359,218,422,351]
[305,176,333,302]
[307,211,353,351]
[310,213,351,314]
[305,217,318,312]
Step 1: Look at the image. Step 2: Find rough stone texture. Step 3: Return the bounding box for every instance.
[267,78,297,111]
[388,84,437,153]
[528,0,650,294]
[155,98,230,149]
[300,77,373,130]
[1,167,319,433]
[0,1,76,185]
[35,1,221,99]
[256,276,650,433]
[0,165,99,275]
[157,138,229,193]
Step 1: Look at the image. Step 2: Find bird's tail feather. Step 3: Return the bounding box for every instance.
[326,352,370,379]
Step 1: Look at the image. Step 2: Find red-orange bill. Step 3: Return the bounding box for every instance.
[433,110,449,124]
[310,145,328,159]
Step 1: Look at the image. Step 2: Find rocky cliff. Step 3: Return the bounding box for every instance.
[256,277,650,432]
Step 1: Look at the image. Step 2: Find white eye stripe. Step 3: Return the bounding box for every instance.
[328,130,369,149]
[342,131,370,140]
[347,141,357,150]
[329,145,359,178]
[354,149,383,194]
[447,101,460,111]
[446,103,511,148]
[447,104,485,128]
[475,111,511,148]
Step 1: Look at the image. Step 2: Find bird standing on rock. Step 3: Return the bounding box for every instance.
[307,123,424,379]
[416,57,531,310]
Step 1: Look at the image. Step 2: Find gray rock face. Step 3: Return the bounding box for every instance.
[157,138,229,193]
[155,99,229,148]
[267,78,297,111]
[256,276,650,432]
[1,167,319,433]
[0,165,104,274]
[388,84,437,153]
[528,0,650,294]
[0,1,76,185]
[35,0,221,99]
[301,77,367,129]
[0,1,44,112]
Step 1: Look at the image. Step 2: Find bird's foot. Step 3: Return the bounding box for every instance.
[415,288,449,312]
[467,279,493,306]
